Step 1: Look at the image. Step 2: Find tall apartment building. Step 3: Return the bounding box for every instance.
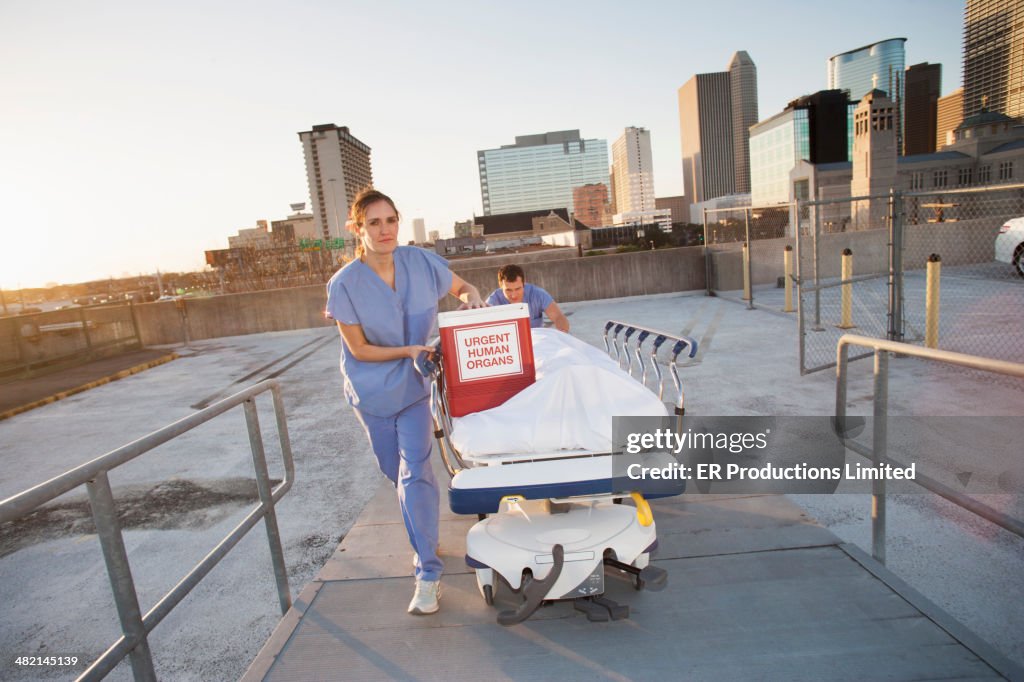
[611,127,655,214]
[477,130,609,215]
[412,218,427,245]
[963,0,1024,119]
[298,124,373,242]
[729,51,759,194]
[936,87,965,149]
[903,63,942,156]
[678,52,758,208]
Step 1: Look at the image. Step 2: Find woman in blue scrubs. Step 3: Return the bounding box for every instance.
[325,188,484,615]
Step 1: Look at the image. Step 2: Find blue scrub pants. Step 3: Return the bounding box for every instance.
[353,398,442,581]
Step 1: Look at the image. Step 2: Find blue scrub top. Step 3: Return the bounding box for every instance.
[326,246,453,417]
[486,283,554,328]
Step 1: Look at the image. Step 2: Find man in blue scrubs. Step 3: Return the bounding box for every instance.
[486,264,570,332]
[326,189,485,616]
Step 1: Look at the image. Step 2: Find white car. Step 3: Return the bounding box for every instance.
[995,216,1024,278]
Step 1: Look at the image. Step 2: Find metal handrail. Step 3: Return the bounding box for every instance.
[834,334,1024,564]
[0,379,295,681]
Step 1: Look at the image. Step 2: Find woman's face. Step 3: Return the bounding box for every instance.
[357,200,400,256]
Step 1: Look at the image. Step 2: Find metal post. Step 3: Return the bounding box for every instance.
[835,342,849,434]
[925,254,941,348]
[886,190,905,342]
[243,399,292,615]
[795,201,807,373]
[783,245,794,313]
[744,209,753,309]
[893,191,905,342]
[86,471,157,682]
[871,349,888,564]
[839,249,854,329]
[742,242,752,303]
[812,202,823,331]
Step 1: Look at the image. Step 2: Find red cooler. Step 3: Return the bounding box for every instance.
[438,303,535,417]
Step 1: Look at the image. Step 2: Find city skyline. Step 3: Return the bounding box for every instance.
[1,0,964,289]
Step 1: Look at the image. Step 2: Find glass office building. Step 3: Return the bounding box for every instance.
[749,110,810,205]
[827,38,907,102]
[478,130,609,215]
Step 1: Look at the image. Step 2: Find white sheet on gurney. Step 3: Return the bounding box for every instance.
[450,328,668,457]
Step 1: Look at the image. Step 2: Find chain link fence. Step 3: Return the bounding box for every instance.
[0,303,142,379]
[702,204,793,306]
[702,184,1024,377]
[796,194,894,373]
[900,185,1024,364]
[794,184,1024,375]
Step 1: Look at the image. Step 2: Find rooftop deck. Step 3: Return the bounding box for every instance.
[1,287,1021,680]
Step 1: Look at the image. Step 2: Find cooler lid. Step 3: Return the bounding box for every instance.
[438,302,529,327]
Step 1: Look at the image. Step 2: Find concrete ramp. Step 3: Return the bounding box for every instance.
[243,477,1012,681]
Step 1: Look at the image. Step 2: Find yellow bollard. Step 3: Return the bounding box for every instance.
[838,248,855,329]
[742,242,751,301]
[925,254,941,348]
[783,245,794,312]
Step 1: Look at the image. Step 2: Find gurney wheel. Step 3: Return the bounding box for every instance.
[632,553,650,590]
[475,568,495,604]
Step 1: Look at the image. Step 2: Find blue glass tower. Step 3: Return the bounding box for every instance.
[827,38,907,102]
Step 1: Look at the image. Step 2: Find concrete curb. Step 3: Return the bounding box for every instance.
[0,353,179,421]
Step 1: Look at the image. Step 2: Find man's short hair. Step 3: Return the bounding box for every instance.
[497,264,525,284]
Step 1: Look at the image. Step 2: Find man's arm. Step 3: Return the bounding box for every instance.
[545,301,570,333]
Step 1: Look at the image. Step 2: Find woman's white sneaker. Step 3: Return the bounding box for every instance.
[407,579,441,615]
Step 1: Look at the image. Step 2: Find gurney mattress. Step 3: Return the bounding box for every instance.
[450,329,669,458]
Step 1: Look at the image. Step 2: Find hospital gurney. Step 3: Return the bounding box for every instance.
[415,322,698,624]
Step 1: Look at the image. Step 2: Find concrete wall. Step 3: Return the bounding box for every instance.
[446,247,578,270]
[135,247,708,345]
[135,286,332,346]
[443,247,706,312]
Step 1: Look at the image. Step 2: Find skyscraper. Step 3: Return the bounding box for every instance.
[903,63,942,155]
[298,124,373,242]
[827,38,907,102]
[963,0,1024,119]
[477,130,609,215]
[729,51,759,194]
[828,38,906,157]
[678,52,758,208]
[412,218,427,245]
[611,127,656,214]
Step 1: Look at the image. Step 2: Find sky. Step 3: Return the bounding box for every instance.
[0,0,964,290]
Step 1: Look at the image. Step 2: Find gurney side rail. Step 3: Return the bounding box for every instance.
[415,342,467,477]
[604,321,697,414]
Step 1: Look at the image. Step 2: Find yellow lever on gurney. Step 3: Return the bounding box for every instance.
[630,492,653,527]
